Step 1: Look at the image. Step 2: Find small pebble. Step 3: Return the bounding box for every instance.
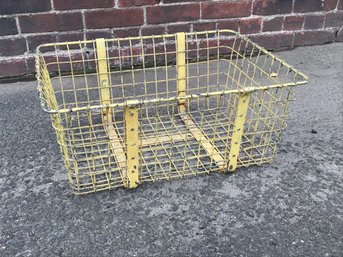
[246,211,255,218]
[311,129,318,134]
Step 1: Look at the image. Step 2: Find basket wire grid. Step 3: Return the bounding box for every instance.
[36,30,308,195]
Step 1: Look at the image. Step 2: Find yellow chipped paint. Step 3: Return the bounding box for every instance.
[125,106,139,188]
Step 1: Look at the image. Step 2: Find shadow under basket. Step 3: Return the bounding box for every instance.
[36,30,308,195]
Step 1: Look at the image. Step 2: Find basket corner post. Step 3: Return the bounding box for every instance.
[95,37,112,121]
[176,32,187,113]
[227,92,251,172]
[124,105,140,189]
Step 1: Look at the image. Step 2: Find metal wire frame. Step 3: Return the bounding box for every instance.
[36,30,308,195]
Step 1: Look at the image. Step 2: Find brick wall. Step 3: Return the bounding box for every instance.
[0,0,342,79]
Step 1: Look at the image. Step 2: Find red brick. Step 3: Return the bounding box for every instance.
[193,22,216,32]
[113,28,140,38]
[0,18,18,36]
[85,9,144,29]
[54,0,114,10]
[113,29,140,46]
[324,0,339,10]
[202,1,251,19]
[141,26,166,36]
[0,38,27,56]
[144,43,175,64]
[294,30,335,46]
[164,0,201,2]
[217,20,239,31]
[250,33,293,50]
[192,22,217,39]
[284,16,304,30]
[239,18,262,34]
[304,15,325,29]
[325,12,343,27]
[40,53,85,73]
[19,13,83,33]
[118,0,159,7]
[26,57,36,74]
[147,4,200,24]
[167,24,191,34]
[253,0,292,15]
[262,17,283,32]
[0,59,27,77]
[0,0,51,15]
[57,33,85,49]
[294,0,323,13]
[86,30,113,40]
[57,32,84,50]
[27,34,57,53]
[57,33,84,43]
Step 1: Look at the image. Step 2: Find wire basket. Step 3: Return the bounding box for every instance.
[36,30,308,195]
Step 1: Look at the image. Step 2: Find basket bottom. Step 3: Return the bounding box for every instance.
[67,106,276,194]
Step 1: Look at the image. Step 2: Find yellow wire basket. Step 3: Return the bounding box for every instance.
[36,30,308,195]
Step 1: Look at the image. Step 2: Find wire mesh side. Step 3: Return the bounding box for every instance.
[36,30,307,113]
[54,108,126,194]
[50,87,291,194]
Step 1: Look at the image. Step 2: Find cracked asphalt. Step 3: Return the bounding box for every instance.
[0,43,342,257]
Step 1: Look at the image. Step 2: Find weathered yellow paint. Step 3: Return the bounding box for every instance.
[96,38,111,121]
[96,38,127,174]
[176,32,187,113]
[228,93,251,171]
[125,106,139,188]
[181,113,226,171]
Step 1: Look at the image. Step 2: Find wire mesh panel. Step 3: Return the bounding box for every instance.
[36,30,308,195]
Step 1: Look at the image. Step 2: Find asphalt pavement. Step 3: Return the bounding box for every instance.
[0,43,342,257]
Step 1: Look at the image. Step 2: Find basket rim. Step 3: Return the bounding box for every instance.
[39,84,307,114]
[35,29,309,114]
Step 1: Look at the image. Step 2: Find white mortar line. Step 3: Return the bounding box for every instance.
[143,7,147,26]
[81,10,86,41]
[291,0,295,14]
[251,0,254,17]
[14,16,21,34]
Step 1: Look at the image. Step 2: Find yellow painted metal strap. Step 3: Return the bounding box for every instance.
[176,32,187,113]
[228,93,251,171]
[181,113,226,171]
[125,106,139,188]
[141,134,188,147]
[107,124,126,169]
[96,38,126,172]
[96,38,111,120]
